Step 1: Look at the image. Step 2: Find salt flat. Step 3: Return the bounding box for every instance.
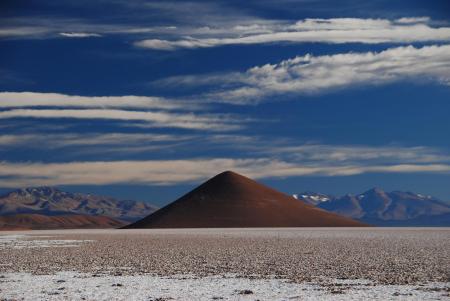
[0,228,449,300]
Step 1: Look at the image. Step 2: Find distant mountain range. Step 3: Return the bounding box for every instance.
[0,187,157,229]
[294,188,450,226]
[0,214,126,230]
[1,184,448,229]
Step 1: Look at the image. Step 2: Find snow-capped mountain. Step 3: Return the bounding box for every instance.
[294,188,450,226]
[293,192,333,206]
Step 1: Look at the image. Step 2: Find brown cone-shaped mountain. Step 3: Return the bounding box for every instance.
[125,171,367,228]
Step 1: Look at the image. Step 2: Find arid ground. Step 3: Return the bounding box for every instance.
[1,228,449,300]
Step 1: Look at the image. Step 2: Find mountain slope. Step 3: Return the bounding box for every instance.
[0,187,157,222]
[0,214,126,230]
[126,171,366,228]
[296,188,450,226]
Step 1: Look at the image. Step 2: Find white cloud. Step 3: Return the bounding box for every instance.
[2,131,448,168]
[0,109,241,131]
[395,17,430,24]
[1,159,450,187]
[0,159,287,186]
[0,16,180,40]
[59,32,102,38]
[4,15,448,51]
[0,133,258,149]
[263,144,450,164]
[0,133,190,147]
[0,27,50,38]
[0,1,262,40]
[0,92,238,130]
[135,17,450,50]
[0,92,185,110]
[1,132,450,186]
[150,72,244,90]
[0,133,198,157]
[182,44,450,103]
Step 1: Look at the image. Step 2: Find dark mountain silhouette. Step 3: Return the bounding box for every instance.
[0,187,157,222]
[296,188,450,226]
[125,171,366,228]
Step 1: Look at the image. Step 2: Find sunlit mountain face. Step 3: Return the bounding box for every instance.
[1,0,450,206]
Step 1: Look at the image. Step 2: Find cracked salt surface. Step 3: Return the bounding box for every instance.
[0,272,448,301]
[1,229,448,300]
[0,234,93,249]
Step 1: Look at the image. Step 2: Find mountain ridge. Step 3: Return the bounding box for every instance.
[0,213,126,230]
[0,186,157,224]
[295,188,450,226]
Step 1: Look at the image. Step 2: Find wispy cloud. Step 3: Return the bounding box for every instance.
[396,17,430,24]
[0,109,242,131]
[0,26,51,38]
[59,32,102,38]
[0,133,197,158]
[4,14,449,51]
[2,131,450,186]
[0,16,177,39]
[1,159,450,187]
[0,132,265,160]
[135,17,450,50]
[0,92,185,110]
[0,92,249,131]
[2,131,449,166]
[0,133,190,148]
[0,0,260,41]
[0,159,288,186]
[262,144,450,164]
[160,44,450,104]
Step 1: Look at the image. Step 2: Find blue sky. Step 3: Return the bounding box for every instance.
[1,0,450,205]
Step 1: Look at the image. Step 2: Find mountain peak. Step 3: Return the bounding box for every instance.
[212,170,247,182]
[363,187,386,195]
[7,186,63,198]
[294,192,332,206]
[195,170,262,197]
[217,170,240,177]
[125,171,365,228]
[316,188,450,226]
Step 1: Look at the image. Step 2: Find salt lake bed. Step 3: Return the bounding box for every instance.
[1,228,449,300]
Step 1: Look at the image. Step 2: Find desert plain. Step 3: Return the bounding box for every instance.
[0,227,449,300]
